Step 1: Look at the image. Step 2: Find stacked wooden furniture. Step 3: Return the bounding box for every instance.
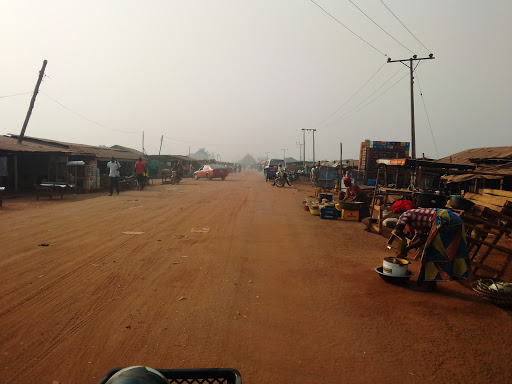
[460,189,512,279]
[464,189,512,216]
[370,188,414,235]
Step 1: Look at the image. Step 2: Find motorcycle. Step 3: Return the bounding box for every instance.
[170,170,181,185]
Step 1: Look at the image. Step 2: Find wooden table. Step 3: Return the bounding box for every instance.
[36,183,67,200]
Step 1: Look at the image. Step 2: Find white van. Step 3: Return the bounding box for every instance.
[265,159,285,169]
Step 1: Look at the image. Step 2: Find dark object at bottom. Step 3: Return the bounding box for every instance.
[98,368,242,384]
[375,267,414,284]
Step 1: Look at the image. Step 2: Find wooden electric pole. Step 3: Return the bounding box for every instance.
[387,54,434,159]
[18,60,47,144]
[158,135,163,155]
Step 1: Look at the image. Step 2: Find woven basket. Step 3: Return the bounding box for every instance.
[472,279,512,307]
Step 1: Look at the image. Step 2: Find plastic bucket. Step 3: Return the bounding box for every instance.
[382,257,410,276]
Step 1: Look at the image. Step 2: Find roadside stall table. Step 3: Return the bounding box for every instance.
[36,182,68,200]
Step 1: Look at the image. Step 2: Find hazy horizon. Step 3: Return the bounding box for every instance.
[2,1,511,162]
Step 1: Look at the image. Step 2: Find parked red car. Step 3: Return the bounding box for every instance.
[194,164,229,180]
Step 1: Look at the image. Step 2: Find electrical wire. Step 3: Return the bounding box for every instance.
[310,61,387,129]
[341,69,409,121]
[163,135,199,144]
[380,0,432,53]
[320,66,406,129]
[0,92,31,99]
[41,92,140,134]
[414,70,439,158]
[309,0,388,57]
[348,0,414,55]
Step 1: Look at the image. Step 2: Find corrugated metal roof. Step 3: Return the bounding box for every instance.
[441,162,512,183]
[0,135,141,161]
[0,135,76,154]
[437,146,512,165]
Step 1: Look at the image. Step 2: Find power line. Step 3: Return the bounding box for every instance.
[309,0,388,57]
[380,0,432,54]
[311,61,387,129]
[327,69,409,126]
[348,0,414,55]
[0,92,31,99]
[163,135,200,144]
[41,92,140,134]
[414,69,439,158]
[338,69,409,122]
[320,66,406,129]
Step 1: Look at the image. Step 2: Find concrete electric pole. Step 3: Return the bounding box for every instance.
[387,54,435,159]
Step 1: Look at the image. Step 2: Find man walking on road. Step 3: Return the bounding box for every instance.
[135,157,146,190]
[107,157,121,196]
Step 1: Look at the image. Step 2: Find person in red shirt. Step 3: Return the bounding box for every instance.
[134,157,146,190]
[342,177,363,202]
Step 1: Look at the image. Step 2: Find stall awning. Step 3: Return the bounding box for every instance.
[377,159,407,166]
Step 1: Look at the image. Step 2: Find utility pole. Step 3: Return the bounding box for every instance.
[296,142,303,162]
[302,129,306,169]
[281,148,287,160]
[387,54,435,159]
[18,60,48,144]
[265,152,270,161]
[312,129,316,164]
[158,135,163,155]
[302,128,317,164]
[142,131,145,155]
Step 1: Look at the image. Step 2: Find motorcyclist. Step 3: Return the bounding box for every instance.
[274,163,291,186]
[171,162,184,182]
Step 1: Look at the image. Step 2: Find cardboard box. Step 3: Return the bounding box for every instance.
[342,209,360,221]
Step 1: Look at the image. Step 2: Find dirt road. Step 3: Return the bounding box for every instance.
[0,170,510,384]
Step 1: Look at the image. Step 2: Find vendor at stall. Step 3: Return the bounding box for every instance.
[391,200,471,289]
[341,177,363,202]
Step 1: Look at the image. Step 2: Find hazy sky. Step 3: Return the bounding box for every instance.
[1,0,511,162]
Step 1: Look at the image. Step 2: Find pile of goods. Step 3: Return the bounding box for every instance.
[472,279,512,307]
[302,194,338,219]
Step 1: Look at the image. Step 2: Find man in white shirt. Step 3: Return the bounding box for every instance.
[106,157,121,195]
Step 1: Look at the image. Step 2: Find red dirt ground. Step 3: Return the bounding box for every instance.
[0,170,510,384]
